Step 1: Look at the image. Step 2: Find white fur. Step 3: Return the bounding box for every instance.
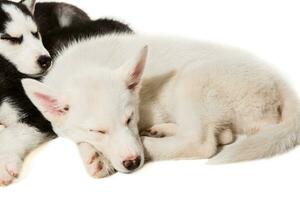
[0,116,48,186]
[23,33,300,175]
[0,99,48,186]
[0,101,22,126]
[58,14,72,28]
[0,4,49,75]
[21,0,36,13]
[56,5,75,27]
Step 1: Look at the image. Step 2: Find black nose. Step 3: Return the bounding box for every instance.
[122,156,141,171]
[37,55,52,70]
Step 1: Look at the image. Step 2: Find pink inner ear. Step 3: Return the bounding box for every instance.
[33,92,67,116]
[127,82,139,90]
[127,63,143,90]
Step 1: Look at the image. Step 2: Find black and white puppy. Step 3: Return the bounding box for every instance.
[0,0,53,186]
[0,0,133,186]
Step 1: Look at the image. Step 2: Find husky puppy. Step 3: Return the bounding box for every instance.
[23,33,300,175]
[0,0,53,186]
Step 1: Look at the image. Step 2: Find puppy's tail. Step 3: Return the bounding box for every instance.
[209,81,300,164]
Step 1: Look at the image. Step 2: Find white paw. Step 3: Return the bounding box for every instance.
[85,152,115,178]
[79,143,115,178]
[0,155,22,186]
[141,127,166,138]
[141,123,178,138]
[218,129,235,145]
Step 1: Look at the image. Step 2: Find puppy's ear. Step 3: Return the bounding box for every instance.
[20,0,36,14]
[117,46,148,92]
[22,79,69,122]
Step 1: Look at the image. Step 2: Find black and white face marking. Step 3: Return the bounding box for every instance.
[0,0,51,76]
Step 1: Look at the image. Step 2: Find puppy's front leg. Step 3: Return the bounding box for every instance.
[0,124,49,186]
[78,143,115,178]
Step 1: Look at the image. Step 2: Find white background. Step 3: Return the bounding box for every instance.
[2,0,300,199]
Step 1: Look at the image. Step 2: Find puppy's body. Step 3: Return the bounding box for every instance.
[41,18,133,57]
[34,2,132,57]
[24,33,300,175]
[46,34,283,139]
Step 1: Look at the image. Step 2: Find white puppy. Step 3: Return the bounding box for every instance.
[23,34,300,177]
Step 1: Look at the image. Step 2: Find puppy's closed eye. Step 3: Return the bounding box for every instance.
[1,34,23,44]
[89,129,107,135]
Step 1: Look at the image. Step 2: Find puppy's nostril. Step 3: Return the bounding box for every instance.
[37,55,52,70]
[122,156,141,171]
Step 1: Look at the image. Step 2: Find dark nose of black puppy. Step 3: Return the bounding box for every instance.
[37,55,52,70]
[122,156,141,171]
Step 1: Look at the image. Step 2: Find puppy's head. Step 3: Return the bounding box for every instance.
[22,46,148,173]
[0,0,51,76]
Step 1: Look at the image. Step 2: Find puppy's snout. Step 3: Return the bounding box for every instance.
[122,155,141,171]
[37,55,52,70]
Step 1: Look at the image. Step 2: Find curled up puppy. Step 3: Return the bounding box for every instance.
[22,33,300,177]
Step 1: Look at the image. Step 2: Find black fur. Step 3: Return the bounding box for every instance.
[0,56,55,137]
[42,18,134,57]
[0,1,55,137]
[34,2,90,38]
[33,2,133,57]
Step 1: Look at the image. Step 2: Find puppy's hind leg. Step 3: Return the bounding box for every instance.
[142,80,233,161]
[141,123,178,138]
[142,123,218,161]
[0,124,49,186]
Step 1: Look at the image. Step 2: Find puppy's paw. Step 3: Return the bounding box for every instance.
[0,155,22,186]
[141,123,178,138]
[78,143,115,179]
[85,152,115,178]
[218,129,235,145]
[141,128,166,138]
